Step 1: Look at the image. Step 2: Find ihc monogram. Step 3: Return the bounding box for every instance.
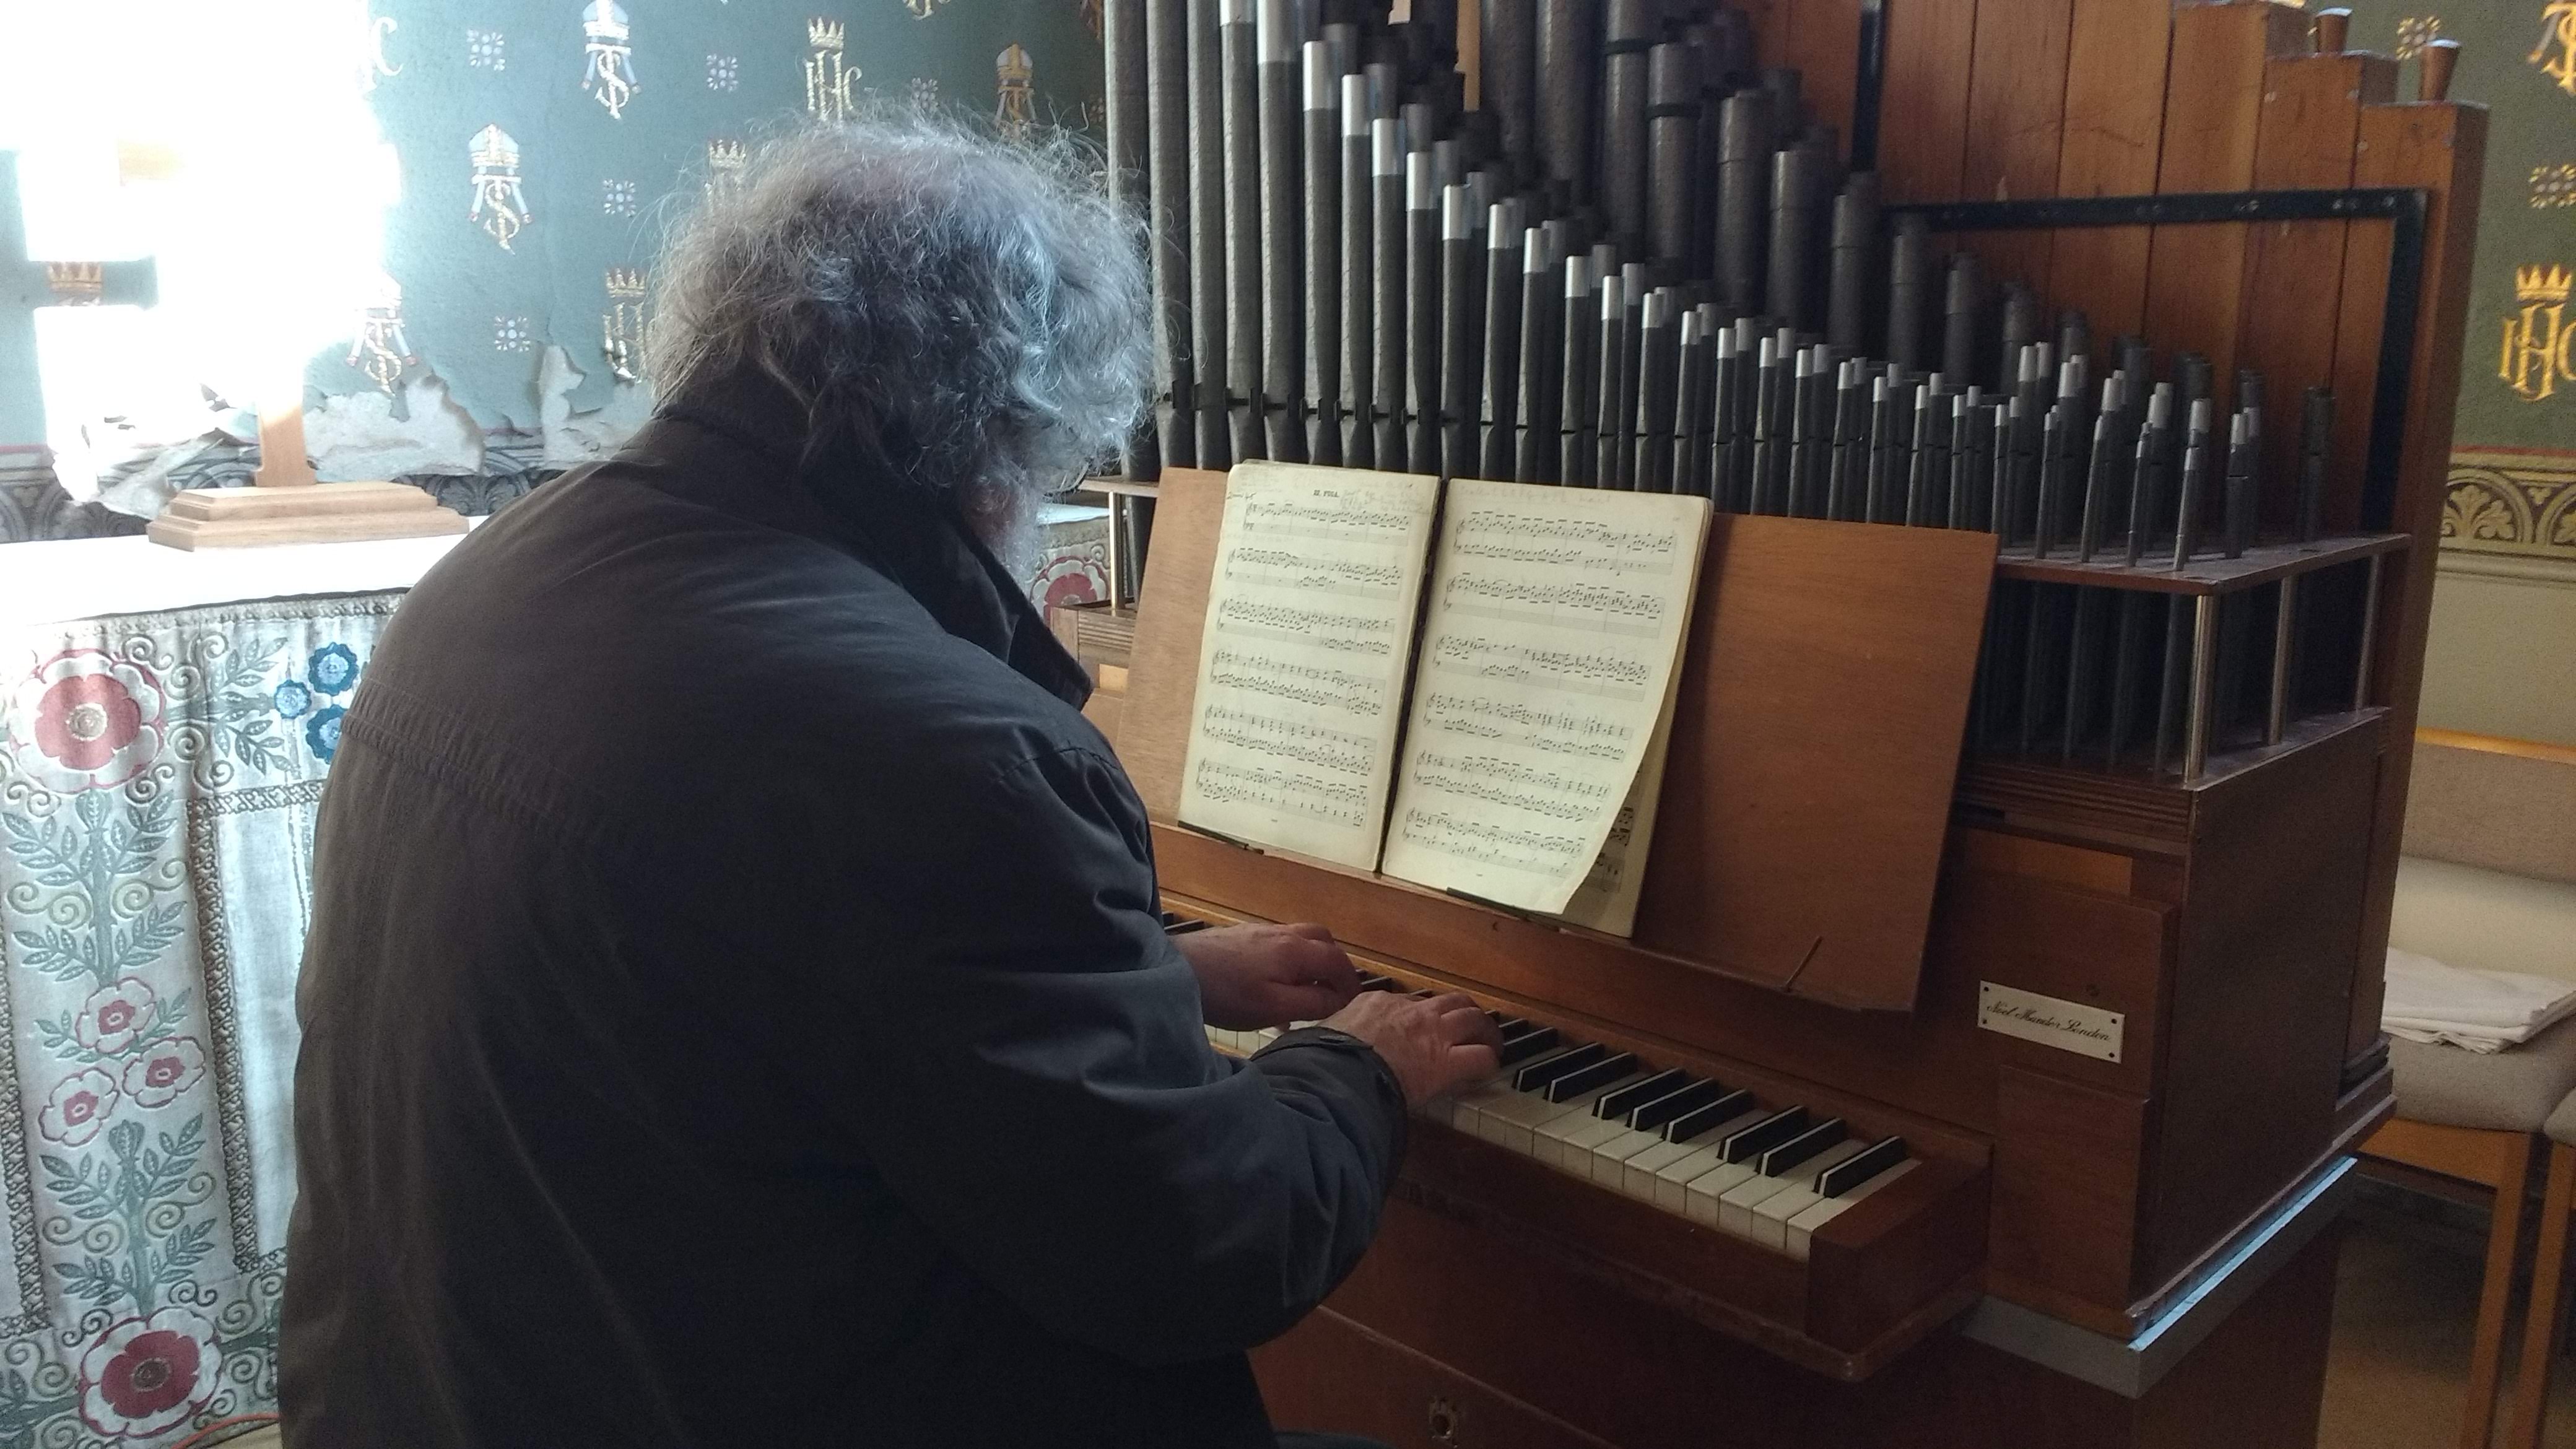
[2500,264,2576,402]
[2536,2,2576,94]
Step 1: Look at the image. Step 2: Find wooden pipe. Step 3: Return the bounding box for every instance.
[2312,8,2349,55]
[2419,37,2458,103]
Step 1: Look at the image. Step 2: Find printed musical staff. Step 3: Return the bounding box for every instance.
[1382,479,1709,922]
[1177,464,1441,869]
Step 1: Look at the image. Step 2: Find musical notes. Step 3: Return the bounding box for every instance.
[1178,464,1442,869]
[1382,479,1710,920]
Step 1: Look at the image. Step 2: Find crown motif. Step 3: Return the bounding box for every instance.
[996,43,1032,82]
[471,123,521,170]
[583,0,630,43]
[43,262,103,304]
[2517,264,2574,305]
[605,266,648,298]
[708,137,747,169]
[808,18,844,51]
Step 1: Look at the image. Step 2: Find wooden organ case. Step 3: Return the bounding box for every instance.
[1094,3,2484,1445]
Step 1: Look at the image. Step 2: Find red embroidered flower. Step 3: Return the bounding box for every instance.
[121,1037,206,1108]
[79,1307,218,1438]
[75,978,159,1056]
[7,650,167,793]
[38,1068,120,1147]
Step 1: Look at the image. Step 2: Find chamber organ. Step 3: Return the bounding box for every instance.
[1085,1,2484,1443]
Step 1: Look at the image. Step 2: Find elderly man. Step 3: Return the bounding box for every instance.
[280,120,1500,1448]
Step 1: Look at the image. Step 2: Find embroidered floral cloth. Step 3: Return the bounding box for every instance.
[1,594,401,1447]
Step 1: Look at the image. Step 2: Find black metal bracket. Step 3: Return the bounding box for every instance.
[1880,186,2431,534]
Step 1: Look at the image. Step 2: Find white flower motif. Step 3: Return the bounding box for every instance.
[6,648,168,794]
[707,53,739,90]
[38,1068,120,1147]
[467,27,507,69]
[121,1037,207,1109]
[79,1308,219,1438]
[494,315,533,353]
[74,977,159,1056]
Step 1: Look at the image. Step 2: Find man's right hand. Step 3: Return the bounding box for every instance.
[1318,990,1505,1107]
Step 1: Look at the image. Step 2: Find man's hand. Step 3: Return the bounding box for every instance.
[1177,922,1364,1030]
[1319,990,1504,1107]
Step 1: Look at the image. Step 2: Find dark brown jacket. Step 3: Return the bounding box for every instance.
[281,377,1406,1448]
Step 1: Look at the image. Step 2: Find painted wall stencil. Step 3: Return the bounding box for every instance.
[467,124,530,250]
[996,44,1034,139]
[348,274,415,395]
[705,138,749,199]
[806,19,856,119]
[581,0,640,118]
[2534,2,2576,94]
[603,268,647,383]
[2501,265,2576,404]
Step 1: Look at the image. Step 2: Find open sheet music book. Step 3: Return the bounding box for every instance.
[1175,465,1710,934]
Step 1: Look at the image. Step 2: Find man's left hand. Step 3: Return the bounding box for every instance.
[1175,922,1363,1030]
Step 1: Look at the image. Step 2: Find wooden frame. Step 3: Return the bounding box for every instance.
[2359,1116,2538,1449]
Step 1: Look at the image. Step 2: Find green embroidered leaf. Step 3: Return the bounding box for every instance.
[152,1217,217,1280]
[52,1255,129,1307]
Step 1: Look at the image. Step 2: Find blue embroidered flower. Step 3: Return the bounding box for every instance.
[307,643,360,695]
[273,680,313,720]
[305,705,346,762]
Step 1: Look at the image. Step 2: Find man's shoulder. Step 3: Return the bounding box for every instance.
[358,465,1118,842]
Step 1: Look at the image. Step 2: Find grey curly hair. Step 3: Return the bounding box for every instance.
[647,116,1151,554]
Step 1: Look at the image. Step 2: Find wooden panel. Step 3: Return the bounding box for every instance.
[1991,1067,2147,1325]
[1117,466,1227,822]
[1635,515,1993,1009]
[2048,0,2174,341]
[1253,1310,1619,1449]
[1874,0,1977,202]
[2345,100,2488,1062]
[1782,0,1865,159]
[1958,0,2075,297]
[2144,717,2379,1290]
[1943,867,2168,1100]
[2238,51,2396,532]
[1957,827,2137,896]
[2141,3,2308,391]
[1266,1190,2344,1448]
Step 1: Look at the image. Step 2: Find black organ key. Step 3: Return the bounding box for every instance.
[1497,1025,1563,1066]
[1629,1077,1726,1132]
[1513,1042,1605,1092]
[1594,1068,1694,1121]
[1819,1136,1908,1196]
[1543,1051,1642,1103]
[1355,973,1398,992]
[1756,1117,1848,1177]
[1721,1106,1811,1163]
[1663,1087,1757,1142]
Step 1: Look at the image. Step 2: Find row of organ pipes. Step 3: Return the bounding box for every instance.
[1100,0,2436,780]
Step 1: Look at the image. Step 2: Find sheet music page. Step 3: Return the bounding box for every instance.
[1380,480,1709,916]
[1554,675,1679,936]
[1175,463,1442,869]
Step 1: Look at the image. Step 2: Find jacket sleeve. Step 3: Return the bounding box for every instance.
[802,742,1408,1365]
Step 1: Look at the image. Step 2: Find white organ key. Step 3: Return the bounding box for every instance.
[1733,1139,1871,1244]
